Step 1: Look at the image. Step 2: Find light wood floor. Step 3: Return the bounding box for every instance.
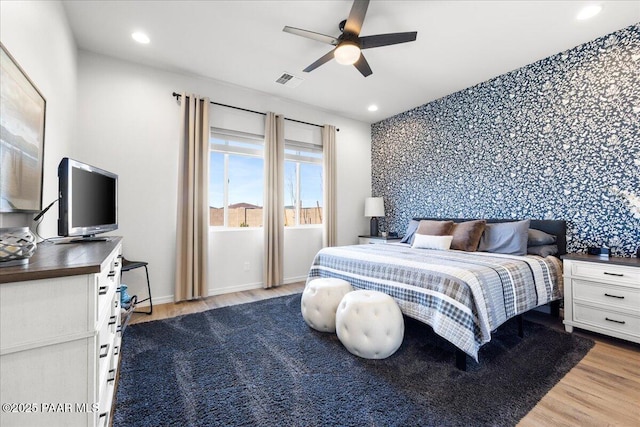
[128,283,640,426]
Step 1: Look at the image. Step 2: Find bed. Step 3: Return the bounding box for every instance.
[306,218,566,369]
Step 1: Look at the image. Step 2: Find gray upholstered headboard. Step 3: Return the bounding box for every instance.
[412,218,567,256]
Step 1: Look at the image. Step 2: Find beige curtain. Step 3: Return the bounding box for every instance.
[263,112,285,288]
[322,125,337,247]
[175,93,210,302]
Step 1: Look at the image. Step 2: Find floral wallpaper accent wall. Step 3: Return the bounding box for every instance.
[372,24,640,256]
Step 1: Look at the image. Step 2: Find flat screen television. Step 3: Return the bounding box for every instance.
[58,157,118,241]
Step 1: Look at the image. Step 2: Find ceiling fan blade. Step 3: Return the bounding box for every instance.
[353,53,372,77]
[359,32,418,49]
[303,49,337,73]
[344,0,370,35]
[283,26,339,45]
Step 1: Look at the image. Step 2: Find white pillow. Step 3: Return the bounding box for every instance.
[411,234,453,250]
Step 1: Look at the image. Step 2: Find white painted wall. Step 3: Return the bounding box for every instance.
[0,1,77,233]
[76,51,371,304]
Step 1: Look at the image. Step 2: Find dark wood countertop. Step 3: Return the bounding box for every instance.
[561,253,640,268]
[0,237,122,284]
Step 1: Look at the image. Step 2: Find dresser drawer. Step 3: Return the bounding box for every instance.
[573,279,640,312]
[0,275,91,352]
[574,303,640,338]
[96,252,121,324]
[97,319,113,385]
[96,349,118,427]
[571,261,640,287]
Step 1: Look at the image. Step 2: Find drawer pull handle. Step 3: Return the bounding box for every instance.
[605,317,626,325]
[116,286,122,293]
[108,315,117,325]
[604,293,624,299]
[117,325,123,334]
[99,343,110,358]
[108,271,116,278]
[603,272,624,277]
[114,345,119,356]
[107,369,116,383]
[99,412,107,419]
[98,286,108,295]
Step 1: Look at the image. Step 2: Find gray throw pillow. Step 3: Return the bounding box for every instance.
[478,220,530,256]
[400,220,420,244]
[528,228,557,246]
[527,245,558,257]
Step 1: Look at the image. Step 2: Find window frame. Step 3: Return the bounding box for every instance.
[210,128,265,229]
[284,139,323,228]
[208,129,324,230]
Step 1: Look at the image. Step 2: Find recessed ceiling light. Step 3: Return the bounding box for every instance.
[132,32,150,44]
[368,105,378,112]
[576,4,602,20]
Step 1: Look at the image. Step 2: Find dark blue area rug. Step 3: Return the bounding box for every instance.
[114,294,593,426]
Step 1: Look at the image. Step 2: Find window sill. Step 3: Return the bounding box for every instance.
[209,227,263,232]
[209,225,322,231]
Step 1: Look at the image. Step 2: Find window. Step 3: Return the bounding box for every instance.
[284,141,323,226]
[209,130,264,227]
[209,128,324,228]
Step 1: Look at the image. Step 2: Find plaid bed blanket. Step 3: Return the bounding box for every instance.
[306,244,563,361]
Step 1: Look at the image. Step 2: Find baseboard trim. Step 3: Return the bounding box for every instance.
[208,282,263,296]
[147,277,308,306]
[135,295,173,307]
[283,275,307,285]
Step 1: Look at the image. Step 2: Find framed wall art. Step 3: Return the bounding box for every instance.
[0,42,46,213]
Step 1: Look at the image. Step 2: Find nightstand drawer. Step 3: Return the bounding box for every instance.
[572,262,640,287]
[573,279,640,311]
[574,303,640,337]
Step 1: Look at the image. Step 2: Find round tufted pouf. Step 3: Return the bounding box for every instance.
[335,290,404,359]
[301,278,354,333]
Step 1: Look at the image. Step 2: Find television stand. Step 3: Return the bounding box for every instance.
[0,238,124,426]
[70,236,110,243]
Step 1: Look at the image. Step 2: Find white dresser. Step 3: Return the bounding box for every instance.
[562,253,640,343]
[0,238,123,427]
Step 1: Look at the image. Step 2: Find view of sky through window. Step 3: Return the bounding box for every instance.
[209,152,322,209]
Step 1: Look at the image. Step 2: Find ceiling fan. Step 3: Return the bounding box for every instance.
[283,0,417,77]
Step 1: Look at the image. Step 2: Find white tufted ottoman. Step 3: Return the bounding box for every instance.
[336,290,404,359]
[301,278,354,332]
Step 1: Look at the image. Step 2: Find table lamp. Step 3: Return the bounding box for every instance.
[364,197,385,237]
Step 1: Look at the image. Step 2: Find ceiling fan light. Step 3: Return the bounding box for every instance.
[334,43,361,65]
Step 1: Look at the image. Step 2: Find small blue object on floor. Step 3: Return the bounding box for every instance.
[120,284,132,305]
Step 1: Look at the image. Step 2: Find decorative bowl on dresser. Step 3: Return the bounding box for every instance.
[561,253,640,344]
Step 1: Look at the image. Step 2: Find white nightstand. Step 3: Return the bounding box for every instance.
[358,235,403,245]
[562,254,640,343]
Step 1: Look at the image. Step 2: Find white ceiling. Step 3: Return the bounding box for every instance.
[62,1,640,124]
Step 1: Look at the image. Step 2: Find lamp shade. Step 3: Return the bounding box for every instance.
[364,197,385,217]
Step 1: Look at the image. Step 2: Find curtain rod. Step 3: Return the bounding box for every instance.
[172,92,339,131]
